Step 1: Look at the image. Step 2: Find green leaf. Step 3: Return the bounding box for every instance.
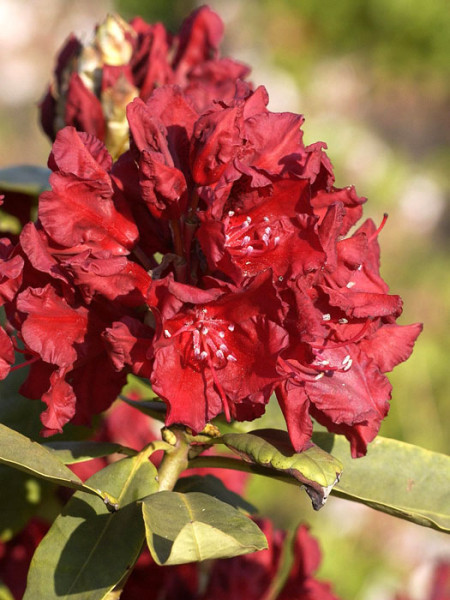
[222,429,343,510]
[142,491,267,565]
[175,474,257,514]
[44,441,137,464]
[0,165,50,195]
[0,424,118,508]
[119,396,167,422]
[24,455,158,600]
[313,433,450,533]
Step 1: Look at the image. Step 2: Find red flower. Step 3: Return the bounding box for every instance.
[150,272,288,432]
[40,7,250,159]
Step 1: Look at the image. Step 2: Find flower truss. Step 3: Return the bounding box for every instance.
[0,7,421,459]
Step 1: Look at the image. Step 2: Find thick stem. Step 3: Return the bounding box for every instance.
[157,429,190,491]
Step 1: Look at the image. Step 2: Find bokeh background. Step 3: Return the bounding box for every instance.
[0,0,449,598]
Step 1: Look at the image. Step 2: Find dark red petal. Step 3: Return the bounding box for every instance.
[275,382,313,452]
[360,322,423,373]
[173,6,224,78]
[103,317,153,378]
[40,369,77,437]
[17,285,88,367]
[0,326,14,380]
[39,176,138,255]
[64,73,106,141]
[48,126,112,177]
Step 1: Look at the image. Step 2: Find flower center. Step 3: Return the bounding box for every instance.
[224,213,280,258]
[163,308,237,370]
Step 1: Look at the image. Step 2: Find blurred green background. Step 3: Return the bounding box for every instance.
[0,0,449,598]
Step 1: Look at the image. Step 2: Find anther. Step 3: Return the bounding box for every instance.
[228,324,235,331]
[164,330,171,338]
[322,314,331,321]
[346,281,355,288]
[338,318,348,324]
[227,354,237,362]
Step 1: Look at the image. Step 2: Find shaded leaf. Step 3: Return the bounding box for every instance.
[222,429,343,510]
[24,456,158,600]
[0,424,117,508]
[0,165,51,195]
[44,441,136,464]
[313,433,450,533]
[175,474,256,514]
[142,491,267,565]
[119,396,167,422]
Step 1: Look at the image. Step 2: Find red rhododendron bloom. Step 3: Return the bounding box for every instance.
[1,11,420,455]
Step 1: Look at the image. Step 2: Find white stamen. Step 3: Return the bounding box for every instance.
[246,246,254,254]
[262,234,270,245]
[228,324,235,331]
[264,227,271,235]
[317,360,330,366]
[164,329,171,338]
[314,373,324,380]
[246,216,252,223]
[216,349,225,359]
[343,359,353,371]
[219,344,228,352]
[263,216,270,222]
[228,210,235,217]
[218,331,225,338]
[225,234,230,242]
[242,235,251,245]
[278,276,284,282]
[338,318,348,324]
[322,314,331,321]
[357,264,362,271]
[201,327,209,335]
[274,236,280,245]
[346,281,355,288]
[342,354,351,365]
[200,351,208,360]
[227,354,237,362]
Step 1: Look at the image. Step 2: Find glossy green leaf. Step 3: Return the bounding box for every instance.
[313,433,450,533]
[0,424,117,508]
[175,474,256,514]
[142,491,267,565]
[44,441,136,464]
[222,429,343,510]
[0,165,50,195]
[24,456,158,599]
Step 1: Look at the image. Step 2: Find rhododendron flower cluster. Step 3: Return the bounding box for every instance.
[0,6,421,459]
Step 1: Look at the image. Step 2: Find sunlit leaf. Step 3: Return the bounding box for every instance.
[222,429,343,509]
[142,491,267,565]
[0,424,117,508]
[313,433,450,533]
[24,456,158,599]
